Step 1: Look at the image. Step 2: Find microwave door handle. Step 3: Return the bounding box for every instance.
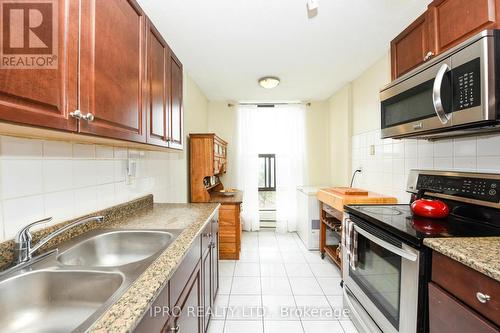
[432,63,452,125]
[353,225,418,262]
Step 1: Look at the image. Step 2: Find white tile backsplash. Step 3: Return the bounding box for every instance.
[0,136,43,158]
[0,135,188,242]
[453,137,477,157]
[73,144,95,159]
[1,160,43,199]
[3,195,45,239]
[42,160,73,192]
[352,130,500,202]
[43,141,73,159]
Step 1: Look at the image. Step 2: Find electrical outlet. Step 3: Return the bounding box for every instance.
[126,159,137,185]
[357,166,363,173]
[369,145,376,156]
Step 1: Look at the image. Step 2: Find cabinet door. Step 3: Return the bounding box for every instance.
[168,268,202,333]
[145,21,169,147]
[79,0,146,142]
[211,216,219,304]
[429,0,499,53]
[0,0,78,131]
[202,249,211,332]
[391,12,435,79]
[429,283,499,333]
[135,282,170,333]
[168,51,183,150]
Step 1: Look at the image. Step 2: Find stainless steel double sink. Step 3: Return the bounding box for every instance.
[0,229,181,333]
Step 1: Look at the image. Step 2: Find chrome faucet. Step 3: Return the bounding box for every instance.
[14,215,104,265]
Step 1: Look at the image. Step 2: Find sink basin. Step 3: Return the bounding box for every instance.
[58,230,174,267]
[0,270,123,333]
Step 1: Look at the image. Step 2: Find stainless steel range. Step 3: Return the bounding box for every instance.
[341,170,500,333]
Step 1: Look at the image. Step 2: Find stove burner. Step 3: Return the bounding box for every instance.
[359,207,403,215]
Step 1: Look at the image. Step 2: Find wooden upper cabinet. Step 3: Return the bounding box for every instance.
[391,0,500,80]
[391,12,435,80]
[145,21,169,147]
[168,51,183,150]
[79,0,146,143]
[429,0,500,53]
[0,0,78,132]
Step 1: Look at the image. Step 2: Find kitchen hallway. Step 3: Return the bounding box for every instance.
[207,230,358,333]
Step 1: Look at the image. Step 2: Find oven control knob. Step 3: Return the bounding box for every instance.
[489,189,497,196]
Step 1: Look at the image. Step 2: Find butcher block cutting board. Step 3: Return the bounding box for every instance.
[329,187,368,196]
[317,187,397,213]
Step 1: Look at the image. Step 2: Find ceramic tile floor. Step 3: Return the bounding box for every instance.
[207,230,359,333]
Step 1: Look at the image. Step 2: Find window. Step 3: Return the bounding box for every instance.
[258,154,276,191]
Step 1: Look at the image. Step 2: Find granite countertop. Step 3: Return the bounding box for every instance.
[0,195,220,333]
[424,237,500,282]
[89,201,220,332]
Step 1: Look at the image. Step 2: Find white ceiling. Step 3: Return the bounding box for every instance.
[137,0,430,102]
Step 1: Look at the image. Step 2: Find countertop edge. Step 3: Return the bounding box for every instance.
[424,237,500,282]
[88,203,221,333]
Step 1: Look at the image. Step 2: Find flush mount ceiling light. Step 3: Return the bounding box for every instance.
[258,77,280,89]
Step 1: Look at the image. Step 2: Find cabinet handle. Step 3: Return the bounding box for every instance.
[423,51,434,62]
[70,110,95,122]
[413,122,423,130]
[476,292,491,303]
[168,325,180,332]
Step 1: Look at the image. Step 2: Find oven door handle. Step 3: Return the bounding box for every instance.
[432,63,452,125]
[353,225,418,262]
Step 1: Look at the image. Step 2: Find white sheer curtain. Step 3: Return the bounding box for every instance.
[236,104,306,232]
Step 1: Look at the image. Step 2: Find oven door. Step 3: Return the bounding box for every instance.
[343,218,420,333]
[380,57,453,139]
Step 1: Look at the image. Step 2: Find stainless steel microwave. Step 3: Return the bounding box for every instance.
[380,30,500,140]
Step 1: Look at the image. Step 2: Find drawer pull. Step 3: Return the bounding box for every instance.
[476,292,491,303]
[168,325,180,332]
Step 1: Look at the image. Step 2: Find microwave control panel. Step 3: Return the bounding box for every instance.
[452,58,481,111]
[416,174,500,203]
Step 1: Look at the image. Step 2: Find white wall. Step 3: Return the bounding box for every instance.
[305,101,331,186]
[207,101,331,188]
[207,102,238,188]
[351,54,391,135]
[327,85,352,186]
[0,73,209,242]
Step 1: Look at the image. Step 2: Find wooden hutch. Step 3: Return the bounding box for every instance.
[189,133,242,260]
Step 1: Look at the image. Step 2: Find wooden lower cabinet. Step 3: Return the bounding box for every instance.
[211,217,219,304]
[429,283,499,333]
[135,213,219,333]
[167,265,202,333]
[429,251,500,333]
[219,203,241,260]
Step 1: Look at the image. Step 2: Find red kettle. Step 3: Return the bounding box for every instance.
[411,189,449,219]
